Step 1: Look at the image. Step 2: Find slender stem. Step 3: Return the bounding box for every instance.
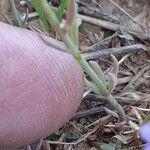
[40,0,107,94]
[35,0,126,119]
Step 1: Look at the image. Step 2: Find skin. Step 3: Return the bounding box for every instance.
[0,22,84,149]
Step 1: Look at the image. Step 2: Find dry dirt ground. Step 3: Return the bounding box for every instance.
[0,0,150,150]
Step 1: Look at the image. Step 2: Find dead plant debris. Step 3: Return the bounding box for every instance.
[0,0,149,149]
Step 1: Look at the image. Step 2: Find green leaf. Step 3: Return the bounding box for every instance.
[85,78,101,95]
[56,0,68,20]
[31,0,50,32]
[15,10,22,27]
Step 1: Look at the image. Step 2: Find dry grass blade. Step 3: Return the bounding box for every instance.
[132,107,150,112]
[107,72,118,95]
[66,0,75,26]
[82,88,92,99]
[73,107,104,119]
[110,54,119,75]
[107,55,119,95]
[119,54,131,65]
[131,107,143,124]
[107,0,147,31]
[47,115,113,145]
[78,14,150,40]
[121,63,150,93]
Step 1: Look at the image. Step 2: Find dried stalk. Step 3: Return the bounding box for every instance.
[78,14,150,41]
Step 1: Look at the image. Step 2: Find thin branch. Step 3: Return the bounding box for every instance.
[77,0,119,23]
[121,64,150,93]
[83,93,150,104]
[73,107,105,119]
[107,0,147,31]
[83,44,145,60]
[78,14,150,41]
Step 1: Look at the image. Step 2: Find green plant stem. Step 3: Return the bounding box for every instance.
[34,0,126,119]
[56,0,68,20]
[85,78,101,95]
[60,28,108,96]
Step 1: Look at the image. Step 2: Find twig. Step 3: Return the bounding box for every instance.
[87,32,118,51]
[83,93,150,104]
[21,12,38,21]
[107,0,147,31]
[121,63,150,93]
[118,53,131,65]
[85,118,102,128]
[73,107,105,119]
[77,1,118,23]
[131,107,143,124]
[83,44,145,60]
[21,2,29,25]
[78,14,150,41]
[131,107,150,112]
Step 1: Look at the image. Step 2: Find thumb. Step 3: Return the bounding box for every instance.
[0,22,84,149]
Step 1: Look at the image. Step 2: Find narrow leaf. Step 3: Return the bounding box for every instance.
[31,0,50,32]
[56,0,68,20]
